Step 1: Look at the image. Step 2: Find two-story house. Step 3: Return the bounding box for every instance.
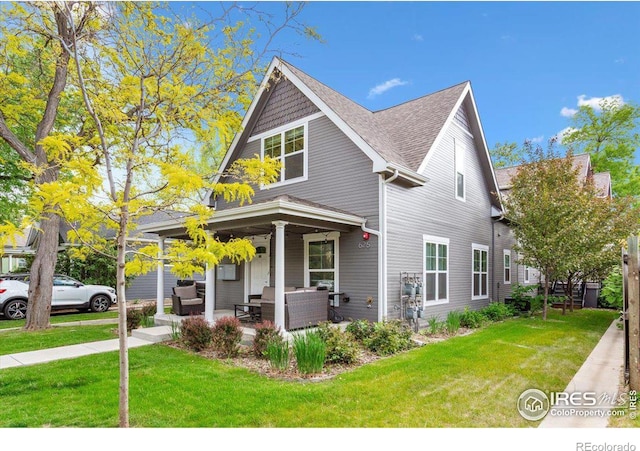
[142,57,512,330]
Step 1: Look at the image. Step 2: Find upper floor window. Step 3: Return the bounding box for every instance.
[262,124,307,186]
[455,140,466,201]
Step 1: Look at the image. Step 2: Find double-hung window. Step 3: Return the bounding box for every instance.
[472,244,489,299]
[304,232,339,292]
[263,124,306,186]
[424,235,449,304]
[503,249,511,285]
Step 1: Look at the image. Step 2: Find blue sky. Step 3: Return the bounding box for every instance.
[216,1,640,163]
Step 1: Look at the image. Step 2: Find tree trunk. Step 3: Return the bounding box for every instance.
[116,212,130,428]
[25,211,60,330]
[543,270,550,320]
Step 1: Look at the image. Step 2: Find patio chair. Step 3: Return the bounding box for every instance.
[171,284,205,316]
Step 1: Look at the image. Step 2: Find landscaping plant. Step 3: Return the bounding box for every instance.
[364,320,414,356]
[480,302,516,322]
[292,330,326,374]
[253,320,283,359]
[426,315,443,335]
[445,310,462,335]
[126,308,143,332]
[345,319,374,342]
[266,339,291,371]
[460,307,485,329]
[180,316,213,352]
[316,322,360,365]
[211,316,243,358]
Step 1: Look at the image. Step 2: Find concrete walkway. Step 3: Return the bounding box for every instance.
[538,319,624,428]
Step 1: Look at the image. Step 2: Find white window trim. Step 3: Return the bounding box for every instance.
[303,232,340,291]
[259,121,309,189]
[472,243,489,300]
[503,249,511,285]
[423,234,450,306]
[455,139,466,202]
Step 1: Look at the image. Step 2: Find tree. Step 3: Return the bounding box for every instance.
[503,141,638,320]
[0,2,100,330]
[490,141,527,169]
[562,98,640,199]
[46,1,312,427]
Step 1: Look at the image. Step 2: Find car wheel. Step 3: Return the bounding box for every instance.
[90,295,111,313]
[4,299,27,320]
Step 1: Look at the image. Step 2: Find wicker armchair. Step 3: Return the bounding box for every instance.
[171,284,205,316]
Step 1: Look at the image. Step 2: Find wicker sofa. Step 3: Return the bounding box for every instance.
[260,289,329,330]
[171,284,205,316]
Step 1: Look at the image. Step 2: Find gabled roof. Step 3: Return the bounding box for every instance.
[494,153,612,199]
[216,57,501,207]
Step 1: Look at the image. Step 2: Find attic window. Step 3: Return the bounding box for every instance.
[262,124,307,187]
[455,140,466,201]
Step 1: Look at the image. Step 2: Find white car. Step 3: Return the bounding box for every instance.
[0,275,117,320]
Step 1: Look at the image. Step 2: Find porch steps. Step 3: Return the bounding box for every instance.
[132,326,174,343]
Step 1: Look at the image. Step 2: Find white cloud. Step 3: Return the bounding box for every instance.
[577,94,624,110]
[554,126,578,143]
[615,58,625,64]
[367,78,409,98]
[560,107,578,117]
[412,34,424,42]
[528,135,544,144]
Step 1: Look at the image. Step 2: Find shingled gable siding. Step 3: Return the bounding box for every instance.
[214,115,380,321]
[252,78,320,136]
[385,110,493,321]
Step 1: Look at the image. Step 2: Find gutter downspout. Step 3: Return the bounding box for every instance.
[492,212,505,302]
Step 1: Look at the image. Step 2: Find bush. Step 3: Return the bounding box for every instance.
[211,316,243,358]
[316,322,360,365]
[364,320,414,356]
[600,266,623,309]
[140,303,157,317]
[445,310,462,335]
[345,319,374,342]
[180,315,213,351]
[126,308,143,332]
[459,307,485,329]
[481,302,516,322]
[253,320,283,359]
[266,339,290,371]
[292,330,326,374]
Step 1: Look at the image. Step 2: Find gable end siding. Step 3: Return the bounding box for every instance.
[385,119,493,320]
[252,78,320,136]
[454,104,470,131]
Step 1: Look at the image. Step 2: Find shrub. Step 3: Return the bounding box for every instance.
[364,320,414,356]
[140,303,157,317]
[253,320,283,359]
[126,308,143,332]
[266,339,290,371]
[481,302,516,322]
[345,319,374,342]
[316,322,360,365]
[445,310,462,335]
[600,266,623,309]
[180,315,213,351]
[459,307,485,329]
[292,330,326,374]
[426,315,443,335]
[211,316,243,358]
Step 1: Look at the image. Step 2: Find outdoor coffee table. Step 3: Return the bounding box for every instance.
[234,303,261,322]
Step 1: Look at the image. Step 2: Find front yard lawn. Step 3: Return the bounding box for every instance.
[0,308,618,427]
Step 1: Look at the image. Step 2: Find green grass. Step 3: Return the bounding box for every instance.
[0,324,119,355]
[0,308,617,427]
[0,310,119,330]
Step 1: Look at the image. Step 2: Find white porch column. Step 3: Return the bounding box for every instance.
[155,237,165,316]
[205,230,216,323]
[273,221,288,331]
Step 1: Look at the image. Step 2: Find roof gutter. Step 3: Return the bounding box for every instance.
[375,163,428,187]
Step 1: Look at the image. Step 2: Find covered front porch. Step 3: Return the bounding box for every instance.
[140,195,382,332]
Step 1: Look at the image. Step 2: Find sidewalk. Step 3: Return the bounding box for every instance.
[0,325,173,370]
[538,319,624,428]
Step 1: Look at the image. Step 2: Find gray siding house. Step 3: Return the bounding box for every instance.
[143,57,515,328]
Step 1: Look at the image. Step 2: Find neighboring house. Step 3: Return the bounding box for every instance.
[142,57,518,328]
[493,153,612,303]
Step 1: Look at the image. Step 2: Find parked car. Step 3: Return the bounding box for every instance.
[0,275,117,320]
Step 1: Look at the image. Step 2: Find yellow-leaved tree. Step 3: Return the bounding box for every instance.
[20,1,316,427]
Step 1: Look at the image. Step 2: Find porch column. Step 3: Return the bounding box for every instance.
[155,237,165,316]
[205,231,216,323]
[273,221,288,331]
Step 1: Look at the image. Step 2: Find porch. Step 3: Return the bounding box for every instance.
[139,195,384,332]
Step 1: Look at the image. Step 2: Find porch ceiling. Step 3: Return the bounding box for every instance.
[138,195,366,240]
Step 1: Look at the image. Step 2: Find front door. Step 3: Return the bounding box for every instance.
[250,238,270,295]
